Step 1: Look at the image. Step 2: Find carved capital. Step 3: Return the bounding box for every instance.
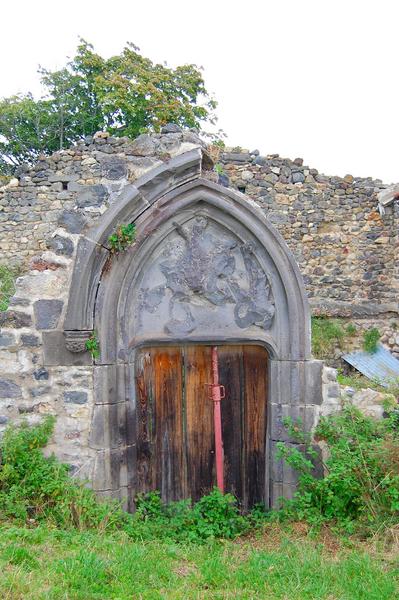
[64,330,92,353]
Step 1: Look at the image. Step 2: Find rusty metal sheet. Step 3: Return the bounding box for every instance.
[342,345,399,387]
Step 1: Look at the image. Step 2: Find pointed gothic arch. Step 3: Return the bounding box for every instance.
[60,149,322,508]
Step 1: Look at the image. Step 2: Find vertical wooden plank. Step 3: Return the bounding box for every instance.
[153,347,184,503]
[242,345,268,509]
[184,345,214,501]
[135,348,156,496]
[218,345,243,501]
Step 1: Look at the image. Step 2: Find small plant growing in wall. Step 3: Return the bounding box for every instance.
[345,323,357,337]
[363,327,380,354]
[108,223,136,255]
[214,163,225,176]
[85,331,100,359]
[0,265,17,311]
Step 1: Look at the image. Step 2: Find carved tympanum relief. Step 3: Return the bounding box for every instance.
[136,215,275,336]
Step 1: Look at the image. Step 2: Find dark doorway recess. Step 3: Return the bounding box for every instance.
[134,344,268,510]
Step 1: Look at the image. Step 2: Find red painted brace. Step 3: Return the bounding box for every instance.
[206,346,225,493]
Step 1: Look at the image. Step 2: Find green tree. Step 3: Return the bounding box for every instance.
[0,40,217,175]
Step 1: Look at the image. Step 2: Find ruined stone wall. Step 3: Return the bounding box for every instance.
[1,135,398,317]
[217,149,399,358]
[0,128,208,267]
[0,128,209,480]
[219,149,398,312]
[0,127,397,503]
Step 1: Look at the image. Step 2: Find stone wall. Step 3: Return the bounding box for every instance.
[2,134,398,320]
[218,149,398,312]
[0,128,210,483]
[0,127,398,504]
[0,128,209,267]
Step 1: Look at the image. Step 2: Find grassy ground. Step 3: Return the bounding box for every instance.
[1,522,398,600]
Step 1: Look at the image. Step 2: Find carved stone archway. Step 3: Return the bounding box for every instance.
[61,149,322,508]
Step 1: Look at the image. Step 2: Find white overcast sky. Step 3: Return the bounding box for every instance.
[1,0,398,182]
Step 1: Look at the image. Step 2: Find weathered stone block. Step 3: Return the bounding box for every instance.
[92,447,129,491]
[0,332,16,347]
[20,334,39,347]
[0,379,22,398]
[93,365,129,405]
[270,482,296,507]
[42,331,92,366]
[34,300,63,330]
[270,404,317,442]
[64,391,88,405]
[18,405,35,414]
[161,123,182,134]
[76,184,107,208]
[33,368,49,381]
[292,171,305,184]
[89,402,127,449]
[64,238,110,331]
[101,159,127,180]
[129,134,156,157]
[58,210,87,234]
[0,311,32,328]
[30,386,51,397]
[46,235,74,256]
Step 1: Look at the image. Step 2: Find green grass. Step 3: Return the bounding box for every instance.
[311,317,350,359]
[0,265,16,311]
[0,523,398,599]
[336,372,383,392]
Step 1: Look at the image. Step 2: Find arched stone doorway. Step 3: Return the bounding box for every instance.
[62,150,322,510]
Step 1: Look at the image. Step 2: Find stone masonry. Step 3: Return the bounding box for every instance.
[1,132,398,352]
[0,126,398,506]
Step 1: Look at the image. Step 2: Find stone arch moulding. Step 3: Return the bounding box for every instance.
[60,149,323,508]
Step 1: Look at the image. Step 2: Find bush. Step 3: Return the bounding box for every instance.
[129,489,250,542]
[276,407,399,533]
[0,417,128,530]
[363,328,380,354]
[0,418,263,541]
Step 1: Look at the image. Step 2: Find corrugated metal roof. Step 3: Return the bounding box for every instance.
[342,344,399,387]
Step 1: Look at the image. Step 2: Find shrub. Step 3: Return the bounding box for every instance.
[130,489,250,542]
[0,418,262,541]
[0,417,128,530]
[363,328,381,354]
[276,408,399,533]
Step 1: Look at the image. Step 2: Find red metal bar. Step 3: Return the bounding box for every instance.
[211,346,224,493]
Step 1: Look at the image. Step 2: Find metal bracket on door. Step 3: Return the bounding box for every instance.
[205,383,225,401]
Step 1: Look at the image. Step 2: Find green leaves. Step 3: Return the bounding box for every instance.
[277,406,399,533]
[108,223,136,255]
[85,332,100,359]
[0,39,217,175]
[0,417,128,529]
[133,488,250,542]
[362,327,381,354]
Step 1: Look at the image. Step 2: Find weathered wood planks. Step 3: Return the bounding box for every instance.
[134,344,268,509]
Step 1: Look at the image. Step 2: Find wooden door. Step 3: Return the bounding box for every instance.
[134,344,268,509]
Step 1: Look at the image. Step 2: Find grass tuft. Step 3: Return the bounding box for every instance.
[0,264,16,311]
